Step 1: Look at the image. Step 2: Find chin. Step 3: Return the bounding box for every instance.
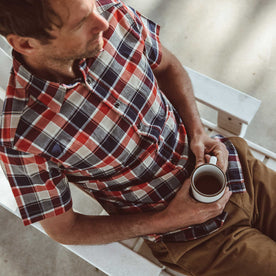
[84,46,103,59]
[85,37,104,57]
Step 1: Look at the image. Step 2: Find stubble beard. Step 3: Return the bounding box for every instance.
[50,34,104,65]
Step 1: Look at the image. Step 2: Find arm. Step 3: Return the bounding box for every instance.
[153,47,228,171]
[40,179,232,245]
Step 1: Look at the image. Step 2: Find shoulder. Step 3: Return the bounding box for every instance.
[0,58,32,148]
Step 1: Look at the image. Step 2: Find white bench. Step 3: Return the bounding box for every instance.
[0,37,275,276]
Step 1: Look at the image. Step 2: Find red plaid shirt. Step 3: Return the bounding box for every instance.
[0,0,245,242]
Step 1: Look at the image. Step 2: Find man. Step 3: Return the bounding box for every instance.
[0,0,275,275]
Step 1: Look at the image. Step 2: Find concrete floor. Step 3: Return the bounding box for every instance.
[1,0,276,275]
[0,207,107,276]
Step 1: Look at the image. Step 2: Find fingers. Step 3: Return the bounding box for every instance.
[205,140,229,172]
[203,187,232,220]
[215,186,232,208]
[193,187,232,224]
[215,143,228,171]
[165,179,232,229]
[190,134,229,171]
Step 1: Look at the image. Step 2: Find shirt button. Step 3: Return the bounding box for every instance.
[114,102,120,108]
[86,77,93,86]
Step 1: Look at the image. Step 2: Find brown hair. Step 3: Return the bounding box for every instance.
[0,0,62,42]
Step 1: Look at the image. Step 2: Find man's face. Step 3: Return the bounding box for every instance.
[38,0,109,63]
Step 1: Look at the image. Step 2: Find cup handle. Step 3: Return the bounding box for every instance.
[209,156,217,165]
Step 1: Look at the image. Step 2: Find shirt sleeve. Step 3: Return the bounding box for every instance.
[0,146,72,226]
[123,3,162,69]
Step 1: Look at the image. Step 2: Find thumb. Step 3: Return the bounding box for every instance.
[204,154,211,163]
[179,178,192,196]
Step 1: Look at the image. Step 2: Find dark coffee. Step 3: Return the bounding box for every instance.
[194,174,222,195]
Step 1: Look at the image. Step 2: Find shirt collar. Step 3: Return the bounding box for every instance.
[12,51,86,113]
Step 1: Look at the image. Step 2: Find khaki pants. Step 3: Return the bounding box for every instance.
[146,137,276,276]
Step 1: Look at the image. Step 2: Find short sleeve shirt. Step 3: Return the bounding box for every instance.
[0,0,245,242]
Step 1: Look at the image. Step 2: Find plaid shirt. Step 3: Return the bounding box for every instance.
[0,0,245,242]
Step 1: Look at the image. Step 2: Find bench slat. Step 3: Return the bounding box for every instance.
[30,223,166,276]
[186,66,261,136]
[266,159,276,171]
[186,66,261,125]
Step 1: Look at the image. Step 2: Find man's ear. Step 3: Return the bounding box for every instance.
[6,34,41,56]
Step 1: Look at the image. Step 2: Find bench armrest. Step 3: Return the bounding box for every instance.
[185,66,261,136]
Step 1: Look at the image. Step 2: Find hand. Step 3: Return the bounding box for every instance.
[189,132,229,172]
[160,178,232,232]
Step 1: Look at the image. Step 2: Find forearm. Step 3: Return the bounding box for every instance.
[63,181,232,246]
[154,48,205,139]
[42,208,173,245]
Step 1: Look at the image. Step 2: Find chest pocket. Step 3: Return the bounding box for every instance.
[110,91,167,145]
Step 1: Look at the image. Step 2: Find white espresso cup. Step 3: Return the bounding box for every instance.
[191,156,226,203]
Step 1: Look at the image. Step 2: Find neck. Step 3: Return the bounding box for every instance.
[22,55,81,84]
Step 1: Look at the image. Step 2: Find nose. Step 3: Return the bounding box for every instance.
[93,12,109,33]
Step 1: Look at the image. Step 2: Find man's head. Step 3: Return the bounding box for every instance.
[0,0,109,68]
[0,0,60,43]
